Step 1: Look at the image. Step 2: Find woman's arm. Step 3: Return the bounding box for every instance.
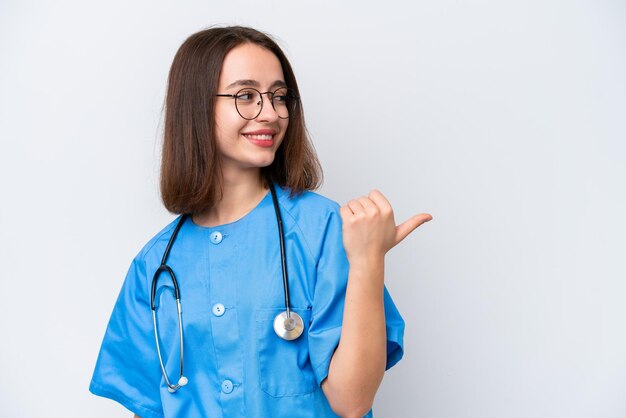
[321,256,386,418]
[321,190,431,418]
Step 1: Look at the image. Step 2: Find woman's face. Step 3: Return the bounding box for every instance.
[214,43,289,177]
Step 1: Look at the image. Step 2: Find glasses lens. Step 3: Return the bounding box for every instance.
[233,88,297,120]
[271,88,295,119]
[235,89,262,120]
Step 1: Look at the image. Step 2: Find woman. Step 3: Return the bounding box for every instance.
[90,26,431,418]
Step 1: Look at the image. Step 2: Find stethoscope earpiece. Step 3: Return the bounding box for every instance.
[165,376,188,393]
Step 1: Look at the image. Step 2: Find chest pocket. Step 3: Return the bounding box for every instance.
[255,307,317,397]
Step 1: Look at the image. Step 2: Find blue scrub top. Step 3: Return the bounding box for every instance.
[90,183,405,418]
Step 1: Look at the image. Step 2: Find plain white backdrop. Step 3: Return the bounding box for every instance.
[1,1,625,417]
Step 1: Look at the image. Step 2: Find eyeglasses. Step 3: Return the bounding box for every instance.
[216,87,299,120]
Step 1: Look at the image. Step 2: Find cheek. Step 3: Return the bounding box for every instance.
[215,113,245,142]
[278,119,289,140]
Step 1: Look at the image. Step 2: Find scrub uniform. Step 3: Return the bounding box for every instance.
[90,183,405,418]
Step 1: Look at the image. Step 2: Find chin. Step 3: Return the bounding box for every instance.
[250,152,277,168]
[255,158,276,168]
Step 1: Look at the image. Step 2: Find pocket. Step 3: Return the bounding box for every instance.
[255,307,317,397]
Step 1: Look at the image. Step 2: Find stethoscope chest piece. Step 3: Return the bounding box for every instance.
[153,183,305,394]
[273,311,304,341]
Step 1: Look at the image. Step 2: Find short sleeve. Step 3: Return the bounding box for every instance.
[382,286,405,370]
[89,257,165,418]
[307,206,405,386]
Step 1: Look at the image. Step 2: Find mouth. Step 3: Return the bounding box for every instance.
[242,129,277,148]
[243,133,273,140]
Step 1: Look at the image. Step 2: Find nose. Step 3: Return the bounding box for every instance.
[256,93,279,122]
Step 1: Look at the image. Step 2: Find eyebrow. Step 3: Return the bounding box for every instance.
[225,79,288,90]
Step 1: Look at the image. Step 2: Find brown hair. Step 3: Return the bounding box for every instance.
[160,26,322,215]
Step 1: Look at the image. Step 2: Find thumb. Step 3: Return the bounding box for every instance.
[395,213,433,246]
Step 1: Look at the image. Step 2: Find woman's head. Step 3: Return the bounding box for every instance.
[213,43,290,183]
[160,26,322,215]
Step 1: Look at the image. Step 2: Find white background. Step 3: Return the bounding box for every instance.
[1,1,625,417]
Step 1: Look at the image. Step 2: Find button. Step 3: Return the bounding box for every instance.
[221,379,234,394]
[212,303,225,317]
[210,231,223,244]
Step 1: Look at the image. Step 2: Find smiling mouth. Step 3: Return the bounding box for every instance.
[243,133,273,141]
[243,132,276,148]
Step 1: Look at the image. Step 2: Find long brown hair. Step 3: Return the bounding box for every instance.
[160,26,322,215]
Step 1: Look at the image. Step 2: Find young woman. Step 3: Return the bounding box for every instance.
[90,26,431,418]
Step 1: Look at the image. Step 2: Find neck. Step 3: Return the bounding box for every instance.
[193,169,269,228]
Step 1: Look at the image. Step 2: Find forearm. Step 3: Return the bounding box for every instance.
[322,256,387,417]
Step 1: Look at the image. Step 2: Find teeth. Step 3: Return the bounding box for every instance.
[245,134,273,140]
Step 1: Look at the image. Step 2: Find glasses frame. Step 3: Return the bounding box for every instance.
[216,87,299,120]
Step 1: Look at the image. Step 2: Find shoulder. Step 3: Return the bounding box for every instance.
[275,184,341,224]
[133,215,183,266]
[274,184,344,260]
[275,183,340,214]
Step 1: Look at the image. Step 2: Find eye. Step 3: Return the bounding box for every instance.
[235,90,257,102]
[272,88,289,104]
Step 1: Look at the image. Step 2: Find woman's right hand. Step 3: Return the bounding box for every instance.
[340,189,432,264]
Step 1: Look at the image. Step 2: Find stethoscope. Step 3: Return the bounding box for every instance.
[150,182,304,393]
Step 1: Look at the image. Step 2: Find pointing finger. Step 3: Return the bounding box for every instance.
[395,213,433,245]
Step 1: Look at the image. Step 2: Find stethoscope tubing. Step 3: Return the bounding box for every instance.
[150,182,303,393]
[269,182,293,319]
[151,214,188,393]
